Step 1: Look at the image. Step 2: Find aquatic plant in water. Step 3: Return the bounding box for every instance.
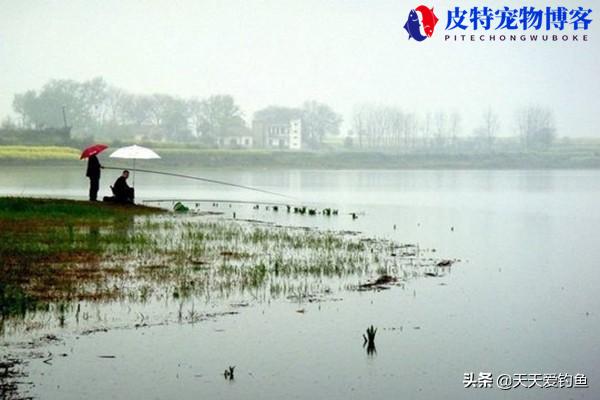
[0,201,456,334]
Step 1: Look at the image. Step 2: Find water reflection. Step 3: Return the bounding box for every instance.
[365,341,377,357]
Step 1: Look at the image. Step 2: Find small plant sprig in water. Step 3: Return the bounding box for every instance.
[224,366,235,380]
[363,325,377,356]
[363,325,377,345]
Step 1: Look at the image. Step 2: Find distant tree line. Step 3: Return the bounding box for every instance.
[516,105,557,150]
[350,104,556,151]
[7,77,343,148]
[0,127,73,146]
[5,77,555,150]
[10,77,246,143]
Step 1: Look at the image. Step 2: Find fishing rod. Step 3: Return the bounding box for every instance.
[103,166,293,199]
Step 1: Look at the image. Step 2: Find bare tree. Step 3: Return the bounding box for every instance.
[352,105,367,148]
[433,111,447,148]
[421,111,432,147]
[351,104,409,149]
[403,112,418,149]
[448,111,461,147]
[516,105,556,149]
[473,107,500,149]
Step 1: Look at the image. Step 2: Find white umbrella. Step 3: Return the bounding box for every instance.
[109,145,160,186]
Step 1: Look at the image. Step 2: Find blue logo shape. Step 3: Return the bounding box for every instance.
[404,9,428,41]
[404,6,439,41]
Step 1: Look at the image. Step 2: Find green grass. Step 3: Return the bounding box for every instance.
[0,197,160,221]
[0,197,163,278]
[0,197,450,330]
[0,145,79,160]
[0,197,164,320]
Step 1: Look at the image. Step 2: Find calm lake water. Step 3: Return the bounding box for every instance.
[1,166,599,399]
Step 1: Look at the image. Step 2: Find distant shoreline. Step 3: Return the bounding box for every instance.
[1,145,600,169]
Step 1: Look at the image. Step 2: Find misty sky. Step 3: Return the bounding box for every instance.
[1,0,598,137]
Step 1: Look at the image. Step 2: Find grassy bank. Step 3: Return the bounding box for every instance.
[0,197,159,221]
[0,198,163,318]
[0,145,80,162]
[2,144,600,169]
[0,197,450,334]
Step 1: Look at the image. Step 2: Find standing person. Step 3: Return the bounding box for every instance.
[86,154,102,201]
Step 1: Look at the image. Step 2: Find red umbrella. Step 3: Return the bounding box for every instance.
[80,144,108,160]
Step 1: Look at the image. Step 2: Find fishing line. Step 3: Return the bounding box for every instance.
[103,166,293,199]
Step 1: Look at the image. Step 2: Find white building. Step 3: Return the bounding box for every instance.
[217,135,253,148]
[289,119,302,150]
[254,118,303,150]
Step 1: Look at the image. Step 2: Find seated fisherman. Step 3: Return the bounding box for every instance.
[111,170,135,203]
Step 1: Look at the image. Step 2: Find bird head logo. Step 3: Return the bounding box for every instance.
[403,5,439,42]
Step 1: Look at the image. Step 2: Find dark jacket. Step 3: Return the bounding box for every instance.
[86,155,101,179]
[113,176,131,199]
